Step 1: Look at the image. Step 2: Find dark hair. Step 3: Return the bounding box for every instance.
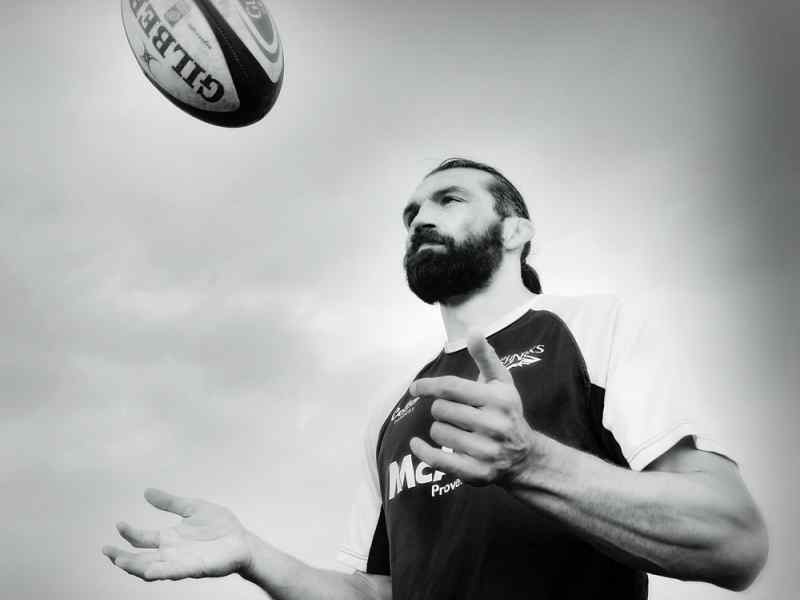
[426,158,542,294]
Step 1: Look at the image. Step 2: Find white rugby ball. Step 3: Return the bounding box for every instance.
[121,0,284,127]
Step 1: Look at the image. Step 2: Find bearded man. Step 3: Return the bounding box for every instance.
[103,158,768,600]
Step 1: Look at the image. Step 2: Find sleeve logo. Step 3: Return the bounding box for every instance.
[500,344,545,370]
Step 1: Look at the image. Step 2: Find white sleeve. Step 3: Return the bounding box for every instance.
[602,300,731,471]
[335,406,385,572]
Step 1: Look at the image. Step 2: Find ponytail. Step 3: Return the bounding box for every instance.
[521,261,542,294]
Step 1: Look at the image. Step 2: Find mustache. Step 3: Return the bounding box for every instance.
[407,229,454,254]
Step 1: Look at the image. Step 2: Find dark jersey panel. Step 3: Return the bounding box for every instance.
[376,308,647,600]
[365,507,391,575]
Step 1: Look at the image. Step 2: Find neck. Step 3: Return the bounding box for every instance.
[439,258,535,344]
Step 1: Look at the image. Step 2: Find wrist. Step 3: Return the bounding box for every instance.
[237,529,313,595]
[504,430,566,492]
[238,530,261,580]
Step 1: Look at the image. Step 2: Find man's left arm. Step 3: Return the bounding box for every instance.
[409,334,769,591]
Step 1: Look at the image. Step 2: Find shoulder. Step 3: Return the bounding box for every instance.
[530,293,623,386]
[532,292,622,325]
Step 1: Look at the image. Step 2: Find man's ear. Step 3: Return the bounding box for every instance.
[502,217,534,251]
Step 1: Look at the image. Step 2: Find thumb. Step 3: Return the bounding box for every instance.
[466,332,512,383]
[144,488,195,518]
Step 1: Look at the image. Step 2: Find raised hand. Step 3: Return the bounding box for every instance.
[102,488,252,581]
[409,332,544,486]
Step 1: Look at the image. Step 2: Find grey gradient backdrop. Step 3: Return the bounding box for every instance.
[1,1,798,598]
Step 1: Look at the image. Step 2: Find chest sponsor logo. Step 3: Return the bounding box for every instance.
[500,344,544,370]
[390,396,419,424]
[387,449,462,501]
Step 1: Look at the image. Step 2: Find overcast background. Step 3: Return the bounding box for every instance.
[1,1,798,599]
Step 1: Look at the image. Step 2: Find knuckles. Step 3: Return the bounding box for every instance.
[475,441,503,463]
[495,456,513,473]
[491,415,513,438]
[474,464,496,485]
[494,391,519,413]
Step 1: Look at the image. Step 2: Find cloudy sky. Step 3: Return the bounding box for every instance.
[1,1,797,599]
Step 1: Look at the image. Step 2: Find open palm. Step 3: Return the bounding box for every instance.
[102,488,252,581]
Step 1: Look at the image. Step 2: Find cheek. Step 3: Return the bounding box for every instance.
[459,221,489,242]
[445,216,477,241]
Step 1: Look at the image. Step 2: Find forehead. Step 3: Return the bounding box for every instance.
[410,168,496,205]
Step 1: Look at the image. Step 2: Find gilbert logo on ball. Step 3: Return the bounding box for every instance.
[121,0,284,127]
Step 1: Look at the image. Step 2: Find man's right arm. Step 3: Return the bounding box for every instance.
[241,530,391,600]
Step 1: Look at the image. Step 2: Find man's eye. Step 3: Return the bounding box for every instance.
[403,206,419,227]
[440,195,460,205]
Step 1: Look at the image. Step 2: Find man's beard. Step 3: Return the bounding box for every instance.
[404,221,504,305]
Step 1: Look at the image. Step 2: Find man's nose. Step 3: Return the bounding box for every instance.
[407,214,437,250]
[408,200,439,233]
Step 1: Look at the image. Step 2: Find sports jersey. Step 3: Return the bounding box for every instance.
[338,294,727,600]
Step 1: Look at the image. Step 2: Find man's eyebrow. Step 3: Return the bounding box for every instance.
[432,185,469,199]
[402,186,470,224]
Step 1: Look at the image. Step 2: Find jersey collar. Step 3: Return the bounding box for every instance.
[443,295,542,354]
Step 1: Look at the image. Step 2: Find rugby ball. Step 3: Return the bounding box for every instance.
[121,0,284,127]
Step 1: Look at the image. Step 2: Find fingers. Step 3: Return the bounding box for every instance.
[429,421,500,462]
[466,332,512,383]
[409,437,490,483]
[430,398,481,430]
[102,546,192,581]
[411,376,488,407]
[144,488,195,518]
[117,521,160,549]
[102,546,161,580]
[410,335,512,406]
[102,545,122,562]
[143,560,196,581]
[430,399,508,439]
[103,488,199,582]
